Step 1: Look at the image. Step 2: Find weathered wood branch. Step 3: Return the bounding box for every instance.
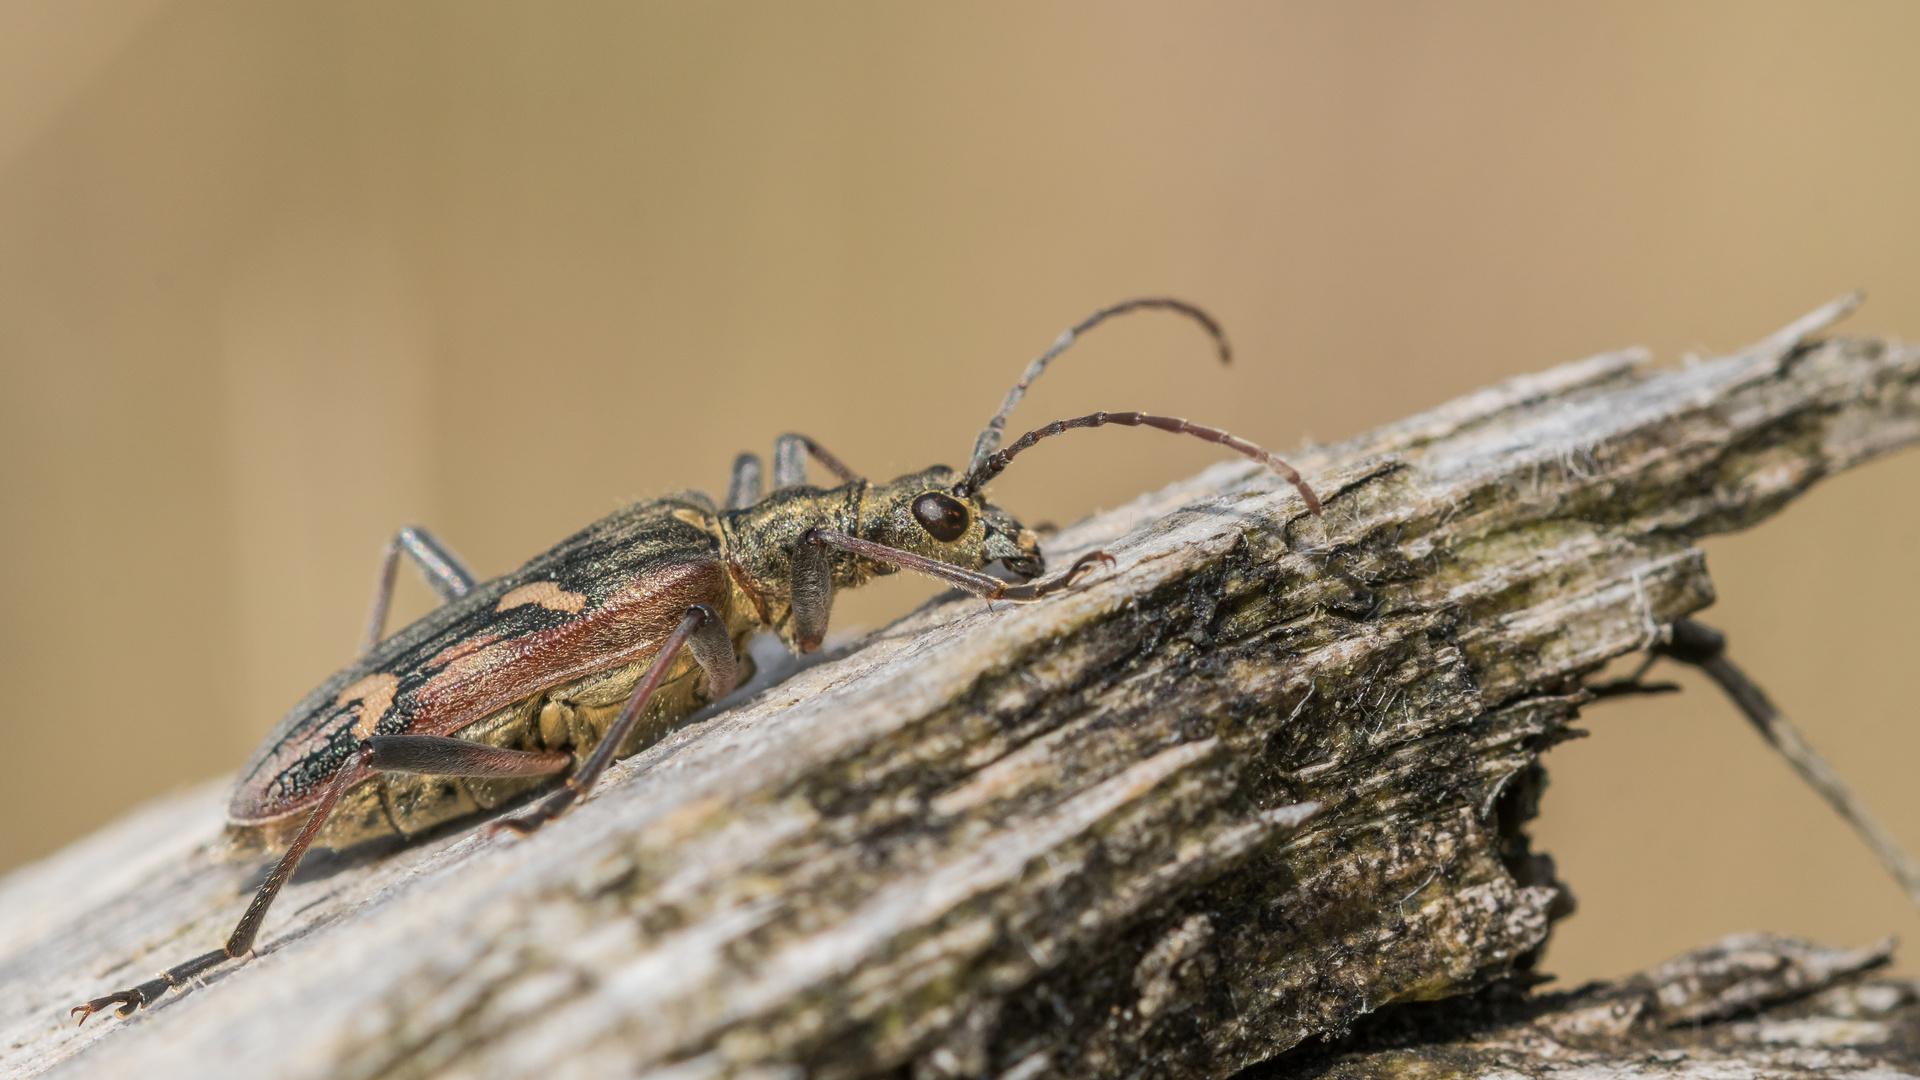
[4,298,1918,1080]
[1251,932,1919,1079]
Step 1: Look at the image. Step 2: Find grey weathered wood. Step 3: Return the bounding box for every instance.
[3,298,1917,1080]
[1251,932,1919,1080]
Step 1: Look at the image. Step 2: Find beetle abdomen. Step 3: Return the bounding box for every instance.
[228,641,738,854]
[225,494,752,855]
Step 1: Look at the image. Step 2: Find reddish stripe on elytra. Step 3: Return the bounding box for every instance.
[408,561,726,737]
[228,561,727,826]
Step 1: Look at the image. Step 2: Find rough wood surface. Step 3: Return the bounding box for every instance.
[4,300,1918,1080]
[1253,932,1919,1080]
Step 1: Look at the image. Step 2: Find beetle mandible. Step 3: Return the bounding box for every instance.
[73,297,1322,1023]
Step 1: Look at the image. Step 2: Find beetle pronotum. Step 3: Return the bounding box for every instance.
[73,298,1321,1023]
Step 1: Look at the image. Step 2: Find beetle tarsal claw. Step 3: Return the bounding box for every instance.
[71,990,141,1025]
[489,818,534,838]
[490,794,570,837]
[1060,550,1117,589]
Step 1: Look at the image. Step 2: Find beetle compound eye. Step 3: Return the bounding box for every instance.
[912,492,971,542]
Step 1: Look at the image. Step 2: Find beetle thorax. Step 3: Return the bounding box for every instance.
[716,464,1043,644]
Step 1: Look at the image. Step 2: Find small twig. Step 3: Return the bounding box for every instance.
[1588,653,1677,699]
[1654,619,1920,912]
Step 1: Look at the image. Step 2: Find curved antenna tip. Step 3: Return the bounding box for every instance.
[964,298,1234,478]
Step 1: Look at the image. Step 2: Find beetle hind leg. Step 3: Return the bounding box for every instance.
[72,948,228,1024]
[70,739,573,1023]
[70,743,377,1023]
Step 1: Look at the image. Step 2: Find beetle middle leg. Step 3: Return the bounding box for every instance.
[726,453,765,510]
[496,603,737,835]
[730,436,862,507]
[361,525,478,654]
[772,433,862,489]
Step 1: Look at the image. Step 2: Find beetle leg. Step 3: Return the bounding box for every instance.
[73,744,380,1023]
[772,435,808,487]
[804,529,1114,604]
[726,453,765,510]
[365,736,574,778]
[683,612,740,700]
[981,550,1117,600]
[790,531,835,652]
[71,948,231,1025]
[496,604,732,835]
[361,525,479,655]
[772,433,863,489]
[69,735,584,1023]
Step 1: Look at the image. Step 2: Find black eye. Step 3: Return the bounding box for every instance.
[912,492,971,542]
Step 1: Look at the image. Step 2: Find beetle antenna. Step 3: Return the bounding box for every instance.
[964,298,1230,479]
[957,411,1320,516]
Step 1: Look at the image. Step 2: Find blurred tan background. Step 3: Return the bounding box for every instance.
[2,1,1918,989]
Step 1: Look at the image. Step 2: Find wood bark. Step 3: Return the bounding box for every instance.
[3,297,1918,1080]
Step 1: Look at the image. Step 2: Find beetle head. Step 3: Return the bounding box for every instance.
[860,465,1044,582]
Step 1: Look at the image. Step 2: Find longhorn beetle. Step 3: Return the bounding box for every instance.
[73,298,1322,1023]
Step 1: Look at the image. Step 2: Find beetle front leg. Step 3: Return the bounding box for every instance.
[361,525,479,654]
[802,529,1114,605]
[785,531,1111,653]
[496,604,735,835]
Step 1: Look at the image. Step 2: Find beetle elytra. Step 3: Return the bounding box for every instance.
[73,298,1320,1023]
